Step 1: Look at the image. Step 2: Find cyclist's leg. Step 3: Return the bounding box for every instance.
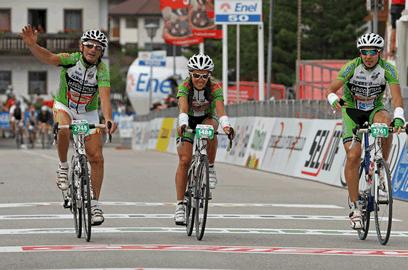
[175,138,193,201]
[371,108,392,160]
[84,130,103,200]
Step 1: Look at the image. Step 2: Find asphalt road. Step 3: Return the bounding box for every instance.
[1,142,408,269]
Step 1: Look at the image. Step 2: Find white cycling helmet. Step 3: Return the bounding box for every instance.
[187,53,214,72]
[41,105,48,112]
[357,33,384,50]
[81,29,108,48]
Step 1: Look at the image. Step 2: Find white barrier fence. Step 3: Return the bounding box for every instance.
[120,116,408,202]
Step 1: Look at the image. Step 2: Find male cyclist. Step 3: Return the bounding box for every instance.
[325,33,405,230]
[19,25,118,225]
[174,53,236,225]
[26,105,38,148]
[38,105,52,142]
[9,100,25,144]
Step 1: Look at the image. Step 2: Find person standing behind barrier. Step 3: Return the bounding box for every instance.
[386,0,406,60]
[9,100,25,144]
[325,33,404,230]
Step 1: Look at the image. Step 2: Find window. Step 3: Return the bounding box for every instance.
[28,9,46,33]
[126,18,138,28]
[145,18,160,27]
[28,72,47,95]
[0,9,11,32]
[64,10,82,31]
[0,71,11,94]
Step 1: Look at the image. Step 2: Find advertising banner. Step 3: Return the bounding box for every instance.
[156,118,174,152]
[160,0,204,46]
[114,114,134,138]
[261,118,313,175]
[189,0,222,39]
[0,111,9,128]
[243,118,276,169]
[147,118,164,150]
[392,133,408,200]
[166,118,179,155]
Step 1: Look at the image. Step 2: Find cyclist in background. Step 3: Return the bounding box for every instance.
[9,100,25,144]
[26,105,38,148]
[174,53,236,225]
[38,105,52,141]
[19,25,118,225]
[325,33,404,230]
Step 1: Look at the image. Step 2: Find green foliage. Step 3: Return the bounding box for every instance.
[124,45,141,56]
[110,61,126,94]
[184,0,367,87]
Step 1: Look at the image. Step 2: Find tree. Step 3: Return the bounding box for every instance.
[184,0,367,87]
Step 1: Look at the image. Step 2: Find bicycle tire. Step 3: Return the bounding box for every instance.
[195,155,209,241]
[16,131,20,149]
[374,158,392,245]
[79,155,92,242]
[186,162,195,236]
[357,158,370,240]
[70,156,82,238]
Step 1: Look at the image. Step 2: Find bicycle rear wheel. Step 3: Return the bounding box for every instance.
[186,162,195,236]
[357,159,371,240]
[79,155,92,242]
[195,155,209,241]
[41,131,45,149]
[70,157,82,238]
[374,158,392,245]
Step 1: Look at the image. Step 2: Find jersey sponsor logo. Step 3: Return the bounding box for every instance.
[60,53,70,58]
[341,62,355,78]
[371,72,380,79]
[356,76,366,80]
[98,66,104,70]
[67,91,93,105]
[385,63,397,79]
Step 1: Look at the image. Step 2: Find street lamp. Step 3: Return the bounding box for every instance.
[145,23,159,111]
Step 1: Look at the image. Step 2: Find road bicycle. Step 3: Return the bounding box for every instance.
[178,124,234,240]
[40,123,52,149]
[53,120,112,242]
[13,120,22,149]
[350,121,406,245]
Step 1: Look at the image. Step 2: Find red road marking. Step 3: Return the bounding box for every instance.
[5,245,408,257]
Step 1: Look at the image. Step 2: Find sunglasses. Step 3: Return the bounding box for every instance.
[190,72,210,80]
[360,49,379,56]
[83,42,104,51]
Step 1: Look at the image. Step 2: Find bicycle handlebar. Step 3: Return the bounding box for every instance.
[53,121,113,145]
[177,125,235,152]
[349,125,407,150]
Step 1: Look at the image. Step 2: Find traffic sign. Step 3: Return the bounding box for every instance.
[214,0,262,25]
[138,51,167,67]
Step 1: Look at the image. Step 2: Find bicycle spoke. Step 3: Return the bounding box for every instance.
[195,156,209,241]
[374,159,392,245]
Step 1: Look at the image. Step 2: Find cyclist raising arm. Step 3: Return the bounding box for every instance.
[18,24,118,225]
[174,53,236,225]
[325,33,404,230]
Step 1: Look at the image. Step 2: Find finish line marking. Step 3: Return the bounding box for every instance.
[0,214,400,221]
[0,202,344,209]
[1,227,408,237]
[2,244,408,257]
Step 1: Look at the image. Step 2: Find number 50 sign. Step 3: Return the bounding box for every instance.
[215,0,262,25]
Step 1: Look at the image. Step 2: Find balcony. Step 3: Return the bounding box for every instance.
[0,32,82,55]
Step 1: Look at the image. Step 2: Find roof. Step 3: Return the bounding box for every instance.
[109,0,161,15]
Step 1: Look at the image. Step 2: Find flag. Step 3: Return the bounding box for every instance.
[160,0,204,46]
[189,0,222,39]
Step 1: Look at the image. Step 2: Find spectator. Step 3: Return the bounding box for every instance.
[126,105,134,115]
[0,102,7,138]
[117,100,126,114]
[6,94,16,110]
[164,94,178,108]
[150,99,163,112]
[386,0,406,60]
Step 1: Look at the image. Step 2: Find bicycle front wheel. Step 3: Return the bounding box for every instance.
[79,155,92,242]
[41,131,45,149]
[186,162,195,236]
[374,158,392,245]
[70,157,82,238]
[357,159,370,240]
[16,132,20,149]
[195,156,209,241]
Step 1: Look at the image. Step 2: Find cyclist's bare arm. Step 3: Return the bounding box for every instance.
[326,78,346,111]
[99,86,117,134]
[390,84,404,110]
[18,25,61,66]
[214,100,227,118]
[178,96,188,114]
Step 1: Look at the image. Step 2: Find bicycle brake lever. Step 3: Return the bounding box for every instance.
[176,125,186,149]
[226,127,234,152]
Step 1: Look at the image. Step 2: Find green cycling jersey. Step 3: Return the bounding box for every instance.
[54,52,110,113]
[337,57,399,111]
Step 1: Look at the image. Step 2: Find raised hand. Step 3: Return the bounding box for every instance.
[18,25,37,47]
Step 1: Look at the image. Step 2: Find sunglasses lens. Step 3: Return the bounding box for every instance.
[361,50,377,56]
[192,73,208,79]
[84,43,103,51]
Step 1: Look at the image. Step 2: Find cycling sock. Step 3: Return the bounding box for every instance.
[177,200,183,205]
[209,164,214,168]
[59,161,69,168]
[91,200,98,207]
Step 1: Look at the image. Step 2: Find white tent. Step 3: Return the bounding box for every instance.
[126,56,189,115]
